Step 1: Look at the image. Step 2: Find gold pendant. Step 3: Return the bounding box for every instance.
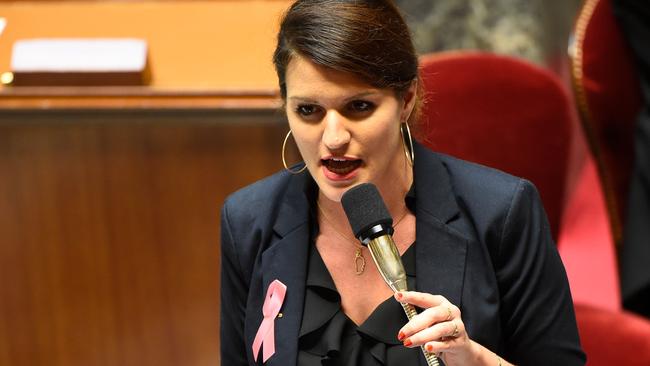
[354,247,366,275]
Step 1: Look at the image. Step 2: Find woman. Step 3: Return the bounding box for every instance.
[220,0,585,365]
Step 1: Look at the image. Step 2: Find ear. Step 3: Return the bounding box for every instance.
[400,79,418,123]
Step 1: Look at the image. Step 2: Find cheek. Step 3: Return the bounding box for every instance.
[287,119,320,158]
[361,123,402,168]
[361,118,401,150]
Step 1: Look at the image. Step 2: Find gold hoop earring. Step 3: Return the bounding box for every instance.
[400,122,415,166]
[282,130,307,174]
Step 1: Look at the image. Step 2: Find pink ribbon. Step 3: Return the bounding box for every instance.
[252,279,287,363]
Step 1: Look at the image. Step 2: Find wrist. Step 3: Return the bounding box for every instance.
[469,340,506,366]
[468,340,485,365]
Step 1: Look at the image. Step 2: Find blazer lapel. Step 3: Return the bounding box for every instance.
[413,143,469,309]
[255,172,314,366]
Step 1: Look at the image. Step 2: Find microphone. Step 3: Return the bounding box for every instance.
[341,183,440,366]
[341,183,408,293]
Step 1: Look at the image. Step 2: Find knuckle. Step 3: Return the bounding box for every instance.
[450,322,457,332]
[450,304,461,315]
[439,306,451,318]
[458,322,466,332]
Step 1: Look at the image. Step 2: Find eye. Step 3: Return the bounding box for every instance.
[295,104,321,117]
[348,100,375,113]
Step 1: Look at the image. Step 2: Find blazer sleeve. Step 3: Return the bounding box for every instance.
[220,202,249,366]
[496,180,585,365]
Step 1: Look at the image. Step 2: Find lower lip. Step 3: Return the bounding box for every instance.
[321,164,360,182]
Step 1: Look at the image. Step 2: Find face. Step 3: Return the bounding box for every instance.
[285,55,417,202]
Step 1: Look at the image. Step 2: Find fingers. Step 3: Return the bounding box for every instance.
[395,291,466,352]
[395,291,460,337]
[395,291,446,308]
[395,291,460,317]
[395,291,480,363]
[397,305,451,339]
[423,340,448,354]
[401,319,465,348]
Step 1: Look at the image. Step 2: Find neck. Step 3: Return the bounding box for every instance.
[317,177,412,238]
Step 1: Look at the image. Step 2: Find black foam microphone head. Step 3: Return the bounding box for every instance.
[341,183,393,241]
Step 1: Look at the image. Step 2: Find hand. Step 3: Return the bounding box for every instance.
[394,291,482,366]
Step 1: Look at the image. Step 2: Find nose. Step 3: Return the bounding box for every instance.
[322,110,351,150]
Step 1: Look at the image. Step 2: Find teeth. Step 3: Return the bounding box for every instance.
[332,158,346,161]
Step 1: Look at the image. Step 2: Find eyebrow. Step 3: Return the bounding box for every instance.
[288,91,379,104]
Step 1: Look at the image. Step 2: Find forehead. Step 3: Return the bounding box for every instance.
[285,55,385,101]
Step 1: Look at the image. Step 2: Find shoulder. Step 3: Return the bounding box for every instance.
[221,169,295,233]
[435,151,538,212]
[420,149,545,250]
[223,170,292,212]
[219,170,298,275]
[441,153,551,269]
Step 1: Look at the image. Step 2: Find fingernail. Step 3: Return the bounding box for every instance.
[403,338,412,347]
[396,292,403,300]
[426,344,434,352]
[397,331,405,341]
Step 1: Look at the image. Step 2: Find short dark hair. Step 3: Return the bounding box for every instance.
[273,0,419,104]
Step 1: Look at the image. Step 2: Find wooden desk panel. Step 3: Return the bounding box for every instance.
[0,88,281,109]
[0,1,288,109]
[0,109,298,366]
[0,1,291,90]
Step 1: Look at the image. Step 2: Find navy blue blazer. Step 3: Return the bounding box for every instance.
[220,143,585,365]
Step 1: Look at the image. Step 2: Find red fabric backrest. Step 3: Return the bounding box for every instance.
[575,303,650,365]
[571,0,643,244]
[418,51,577,240]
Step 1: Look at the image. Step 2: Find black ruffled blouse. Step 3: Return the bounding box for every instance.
[297,240,427,366]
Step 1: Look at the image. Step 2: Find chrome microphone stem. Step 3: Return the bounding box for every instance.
[366,236,440,366]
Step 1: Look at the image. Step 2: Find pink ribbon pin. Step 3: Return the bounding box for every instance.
[252,279,287,363]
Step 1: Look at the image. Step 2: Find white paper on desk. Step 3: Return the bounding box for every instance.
[11,38,147,72]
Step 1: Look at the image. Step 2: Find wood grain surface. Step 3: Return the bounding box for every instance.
[0,109,298,366]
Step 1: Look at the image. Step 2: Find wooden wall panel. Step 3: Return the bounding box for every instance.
[0,109,297,366]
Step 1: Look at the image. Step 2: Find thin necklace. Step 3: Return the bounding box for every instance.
[317,201,410,275]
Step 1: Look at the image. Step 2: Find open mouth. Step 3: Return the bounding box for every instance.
[322,158,362,176]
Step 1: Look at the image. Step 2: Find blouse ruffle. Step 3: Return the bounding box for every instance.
[297,242,426,366]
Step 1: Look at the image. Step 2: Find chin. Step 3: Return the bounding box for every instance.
[317,178,372,204]
[312,165,374,203]
[317,185,345,203]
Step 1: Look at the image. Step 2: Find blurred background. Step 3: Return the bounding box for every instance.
[1,0,648,365]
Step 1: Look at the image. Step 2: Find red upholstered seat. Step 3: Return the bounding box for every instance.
[418,49,642,365]
[418,51,580,240]
[570,0,643,245]
[575,303,650,366]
